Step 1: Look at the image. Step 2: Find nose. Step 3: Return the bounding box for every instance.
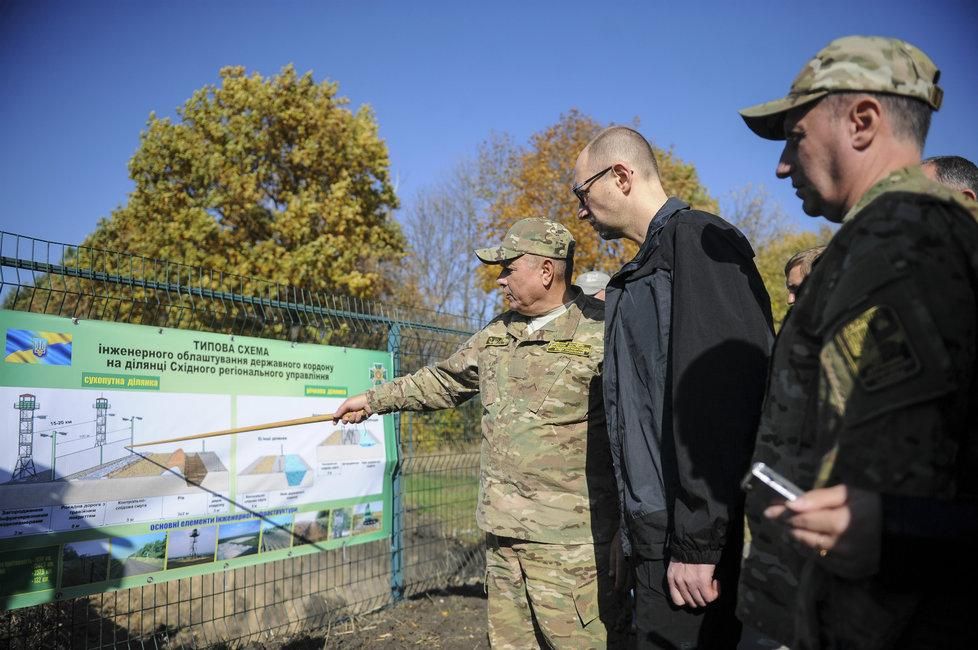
[787,291,796,305]
[496,270,507,286]
[776,147,792,179]
[577,204,589,219]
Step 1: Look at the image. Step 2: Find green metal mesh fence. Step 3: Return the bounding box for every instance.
[0,231,485,649]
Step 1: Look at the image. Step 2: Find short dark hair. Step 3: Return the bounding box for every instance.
[584,126,659,179]
[922,155,978,196]
[784,246,826,279]
[823,92,932,150]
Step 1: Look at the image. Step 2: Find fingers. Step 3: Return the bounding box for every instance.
[670,575,707,608]
[332,395,370,424]
[668,574,687,607]
[340,410,368,424]
[702,578,719,604]
[786,485,849,512]
[666,564,718,608]
[687,583,708,608]
[784,507,850,537]
[789,527,833,552]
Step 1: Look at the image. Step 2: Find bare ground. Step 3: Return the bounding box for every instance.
[265,584,489,649]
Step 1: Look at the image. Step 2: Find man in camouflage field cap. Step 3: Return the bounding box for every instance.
[473,217,575,263]
[737,35,978,648]
[334,218,625,648]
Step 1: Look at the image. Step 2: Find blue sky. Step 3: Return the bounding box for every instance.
[1,1,975,247]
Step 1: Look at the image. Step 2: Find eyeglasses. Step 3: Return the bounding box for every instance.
[572,166,613,206]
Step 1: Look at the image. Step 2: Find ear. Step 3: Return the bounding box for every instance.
[849,96,882,150]
[539,258,556,285]
[612,162,633,195]
[963,188,977,202]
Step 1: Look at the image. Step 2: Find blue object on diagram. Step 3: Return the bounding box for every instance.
[359,429,376,447]
[283,454,308,487]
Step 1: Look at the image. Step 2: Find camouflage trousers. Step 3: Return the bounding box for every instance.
[485,534,626,649]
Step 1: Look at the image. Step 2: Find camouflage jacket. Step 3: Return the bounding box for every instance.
[738,167,978,648]
[366,291,618,545]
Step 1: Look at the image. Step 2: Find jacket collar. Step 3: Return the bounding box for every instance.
[842,166,919,222]
[615,197,689,277]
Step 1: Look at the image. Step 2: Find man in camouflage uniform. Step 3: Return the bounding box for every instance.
[737,35,978,648]
[333,218,623,648]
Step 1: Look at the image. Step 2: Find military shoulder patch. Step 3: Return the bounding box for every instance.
[545,341,592,357]
[833,305,920,391]
[484,336,508,347]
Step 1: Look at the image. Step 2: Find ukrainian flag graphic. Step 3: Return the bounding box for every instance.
[4,330,72,365]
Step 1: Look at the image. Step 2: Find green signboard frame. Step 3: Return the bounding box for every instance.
[0,310,394,609]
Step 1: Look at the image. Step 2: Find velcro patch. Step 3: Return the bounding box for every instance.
[833,305,920,391]
[484,336,508,347]
[545,341,592,357]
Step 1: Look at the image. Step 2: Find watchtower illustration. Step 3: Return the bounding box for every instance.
[13,393,39,480]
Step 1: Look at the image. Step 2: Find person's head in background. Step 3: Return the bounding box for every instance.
[922,155,978,201]
[784,246,826,305]
[575,270,611,301]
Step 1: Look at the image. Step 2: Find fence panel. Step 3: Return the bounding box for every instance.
[0,232,484,648]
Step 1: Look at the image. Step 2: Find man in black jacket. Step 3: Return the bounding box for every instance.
[573,126,773,649]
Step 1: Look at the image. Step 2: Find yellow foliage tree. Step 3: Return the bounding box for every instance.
[476,110,718,291]
[723,185,833,329]
[7,65,405,339]
[754,228,833,329]
[92,64,403,296]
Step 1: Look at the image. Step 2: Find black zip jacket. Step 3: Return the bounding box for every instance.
[603,198,774,562]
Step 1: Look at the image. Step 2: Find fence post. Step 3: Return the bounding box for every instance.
[387,322,404,602]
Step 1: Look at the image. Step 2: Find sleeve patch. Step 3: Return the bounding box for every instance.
[833,305,920,391]
[484,336,509,347]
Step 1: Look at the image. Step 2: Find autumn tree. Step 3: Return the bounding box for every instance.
[100,64,402,293]
[7,65,405,338]
[476,110,718,292]
[723,185,833,328]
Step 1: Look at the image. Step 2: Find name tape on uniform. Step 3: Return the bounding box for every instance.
[545,341,592,357]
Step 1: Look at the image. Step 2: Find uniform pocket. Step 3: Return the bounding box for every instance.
[572,574,600,627]
[528,358,570,414]
[813,250,956,424]
[478,347,502,407]
[819,281,956,426]
[481,377,498,407]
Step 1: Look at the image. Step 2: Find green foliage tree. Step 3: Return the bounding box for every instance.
[754,229,832,328]
[134,539,166,559]
[7,65,404,338]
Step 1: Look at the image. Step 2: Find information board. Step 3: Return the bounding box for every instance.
[0,310,394,609]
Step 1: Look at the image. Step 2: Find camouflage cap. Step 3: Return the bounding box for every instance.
[740,35,943,140]
[475,218,574,264]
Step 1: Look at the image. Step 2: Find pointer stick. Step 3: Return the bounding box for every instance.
[126,412,343,448]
